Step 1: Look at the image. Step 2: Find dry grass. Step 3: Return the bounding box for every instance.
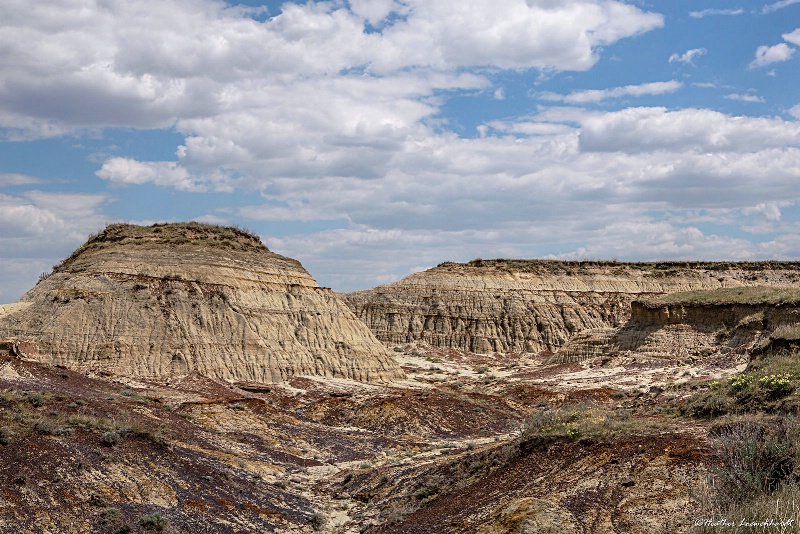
[516,404,674,451]
[435,260,800,276]
[51,222,265,274]
[693,416,800,533]
[646,287,800,307]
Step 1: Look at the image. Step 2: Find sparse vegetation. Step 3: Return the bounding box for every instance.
[684,349,800,417]
[101,430,121,446]
[139,511,167,531]
[516,405,672,452]
[646,286,800,307]
[308,512,325,531]
[694,416,800,533]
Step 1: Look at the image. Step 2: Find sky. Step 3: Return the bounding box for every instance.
[2,0,800,302]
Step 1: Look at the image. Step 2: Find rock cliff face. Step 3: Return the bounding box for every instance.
[605,290,800,361]
[345,260,800,355]
[0,223,402,382]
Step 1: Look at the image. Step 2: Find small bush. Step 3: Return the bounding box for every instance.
[103,507,122,522]
[27,392,47,407]
[308,513,326,531]
[101,431,121,447]
[34,419,71,436]
[517,405,669,453]
[759,373,793,398]
[139,511,167,531]
[708,417,798,507]
[729,374,753,393]
[695,483,800,534]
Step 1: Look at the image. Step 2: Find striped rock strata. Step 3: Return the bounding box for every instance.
[0,223,402,383]
[344,259,800,355]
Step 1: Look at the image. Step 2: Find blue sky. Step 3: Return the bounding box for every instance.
[2,0,800,302]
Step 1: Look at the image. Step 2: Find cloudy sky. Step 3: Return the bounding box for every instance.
[2,0,800,301]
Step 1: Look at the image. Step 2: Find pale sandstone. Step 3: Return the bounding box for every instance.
[345,260,800,356]
[0,223,403,383]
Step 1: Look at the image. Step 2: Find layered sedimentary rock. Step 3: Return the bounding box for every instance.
[607,290,800,361]
[0,223,402,382]
[345,260,800,355]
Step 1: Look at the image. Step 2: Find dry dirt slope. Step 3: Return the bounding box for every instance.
[0,342,716,533]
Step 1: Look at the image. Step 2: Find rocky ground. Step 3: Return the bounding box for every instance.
[0,337,725,533]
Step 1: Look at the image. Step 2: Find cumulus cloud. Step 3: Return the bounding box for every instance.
[97,157,218,191]
[0,190,113,302]
[0,0,663,138]
[783,28,800,45]
[4,0,800,296]
[750,43,796,68]
[574,107,800,153]
[539,81,683,104]
[669,48,707,64]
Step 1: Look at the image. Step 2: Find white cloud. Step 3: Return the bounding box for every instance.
[0,190,113,302]
[5,0,800,297]
[574,107,800,153]
[539,80,683,103]
[783,28,800,46]
[669,48,707,64]
[0,173,41,186]
[763,0,800,13]
[790,104,800,119]
[96,157,207,191]
[689,8,744,18]
[348,0,409,26]
[0,0,663,138]
[725,93,766,103]
[750,43,796,68]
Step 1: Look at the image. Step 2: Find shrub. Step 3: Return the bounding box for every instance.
[728,374,753,393]
[139,511,167,531]
[708,417,798,507]
[103,507,122,522]
[695,483,800,534]
[516,405,671,453]
[27,392,47,407]
[101,431,121,447]
[759,373,793,398]
[33,419,71,436]
[308,513,325,531]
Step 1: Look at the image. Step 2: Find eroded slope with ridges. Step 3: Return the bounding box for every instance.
[0,222,403,383]
[345,260,800,355]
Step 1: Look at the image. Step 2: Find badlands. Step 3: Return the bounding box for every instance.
[1,223,799,533]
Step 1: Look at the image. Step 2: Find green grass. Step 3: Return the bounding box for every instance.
[694,416,800,533]
[435,260,800,275]
[49,221,265,274]
[772,324,800,341]
[516,405,674,452]
[645,287,800,307]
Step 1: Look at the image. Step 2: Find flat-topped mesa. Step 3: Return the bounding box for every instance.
[595,286,800,363]
[0,222,403,383]
[344,259,800,355]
